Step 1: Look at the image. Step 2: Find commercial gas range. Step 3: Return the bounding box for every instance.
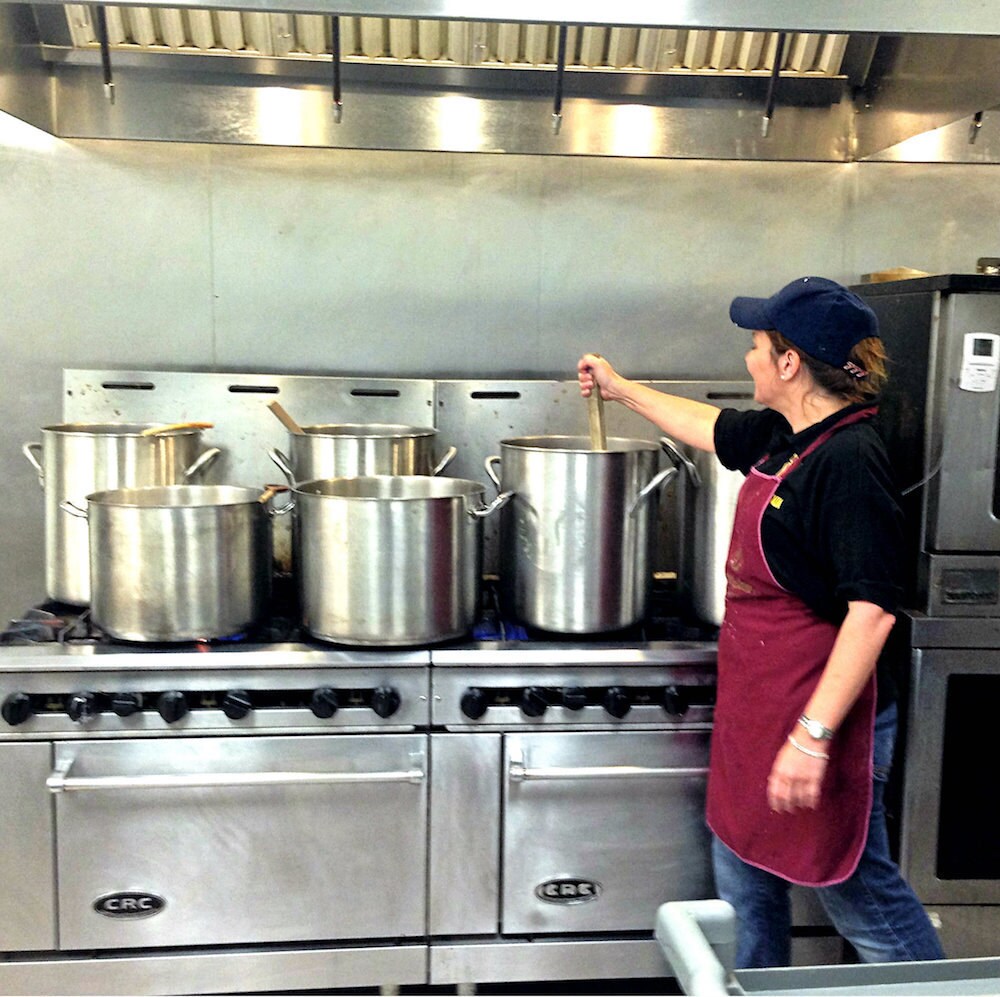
[0,601,720,996]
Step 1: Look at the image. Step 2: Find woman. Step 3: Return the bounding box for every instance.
[578,276,945,969]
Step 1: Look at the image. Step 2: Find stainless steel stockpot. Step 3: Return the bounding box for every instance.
[23,424,220,606]
[680,448,743,627]
[61,485,284,643]
[486,436,678,634]
[292,475,509,646]
[268,424,456,485]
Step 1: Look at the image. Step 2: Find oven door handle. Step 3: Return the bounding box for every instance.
[47,755,426,793]
[507,746,707,783]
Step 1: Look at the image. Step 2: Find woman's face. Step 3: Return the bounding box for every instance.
[745,330,782,405]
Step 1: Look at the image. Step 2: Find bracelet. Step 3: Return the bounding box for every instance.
[787,734,830,760]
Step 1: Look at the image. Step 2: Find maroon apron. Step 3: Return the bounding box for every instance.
[706,407,878,886]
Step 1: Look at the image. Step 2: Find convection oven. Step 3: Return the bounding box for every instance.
[855,274,1000,615]
[853,276,1000,961]
[898,614,1000,957]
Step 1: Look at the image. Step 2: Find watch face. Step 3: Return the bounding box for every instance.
[800,716,831,739]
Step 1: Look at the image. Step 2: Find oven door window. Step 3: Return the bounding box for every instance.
[937,675,1000,879]
[52,734,427,949]
[502,730,711,935]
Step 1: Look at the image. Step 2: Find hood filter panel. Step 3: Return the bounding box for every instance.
[61,6,848,78]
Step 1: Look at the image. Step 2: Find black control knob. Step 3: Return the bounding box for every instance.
[371,686,401,719]
[460,687,490,720]
[561,686,588,711]
[662,685,689,717]
[66,691,97,723]
[602,686,631,719]
[111,692,142,718]
[221,689,253,720]
[1,692,32,726]
[310,687,339,719]
[157,691,188,724]
[520,686,549,718]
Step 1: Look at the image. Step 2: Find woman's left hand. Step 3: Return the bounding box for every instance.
[766,740,827,813]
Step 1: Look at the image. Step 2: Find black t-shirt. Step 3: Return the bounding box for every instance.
[713,402,906,708]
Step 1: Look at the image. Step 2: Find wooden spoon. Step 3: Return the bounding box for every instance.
[258,483,290,504]
[140,421,213,436]
[267,400,305,435]
[586,357,607,451]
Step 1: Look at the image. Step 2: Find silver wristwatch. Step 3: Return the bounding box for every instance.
[798,714,835,741]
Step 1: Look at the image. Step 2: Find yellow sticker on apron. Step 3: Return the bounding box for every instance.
[769,495,784,509]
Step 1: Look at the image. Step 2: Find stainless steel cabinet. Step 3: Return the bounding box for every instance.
[502,731,712,934]
[51,735,428,949]
[0,742,56,951]
[429,729,712,940]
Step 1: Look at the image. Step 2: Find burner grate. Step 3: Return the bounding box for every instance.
[1,605,95,645]
[4,575,718,650]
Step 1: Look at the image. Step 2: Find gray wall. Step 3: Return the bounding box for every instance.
[3,109,1000,620]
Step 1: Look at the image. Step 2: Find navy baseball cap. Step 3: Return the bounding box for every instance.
[729,276,879,373]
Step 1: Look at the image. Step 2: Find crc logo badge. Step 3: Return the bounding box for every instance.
[93,893,165,918]
[535,878,602,905]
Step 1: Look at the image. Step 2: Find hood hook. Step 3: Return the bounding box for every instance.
[969,110,984,145]
[551,24,568,135]
[95,5,115,105]
[330,15,343,123]
[761,32,787,138]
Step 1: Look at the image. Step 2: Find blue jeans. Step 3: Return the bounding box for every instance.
[712,703,946,968]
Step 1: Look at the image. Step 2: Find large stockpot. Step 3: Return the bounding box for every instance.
[681,449,744,627]
[486,436,679,634]
[268,424,457,485]
[22,424,220,606]
[61,485,286,642]
[292,475,510,646]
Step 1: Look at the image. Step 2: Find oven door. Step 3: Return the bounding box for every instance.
[901,648,1000,904]
[501,730,711,934]
[51,735,427,949]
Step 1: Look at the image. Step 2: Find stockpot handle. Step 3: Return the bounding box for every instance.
[627,464,678,517]
[660,436,702,488]
[468,490,513,519]
[59,499,88,520]
[484,455,502,490]
[268,448,296,486]
[22,442,44,487]
[431,446,458,476]
[183,448,221,480]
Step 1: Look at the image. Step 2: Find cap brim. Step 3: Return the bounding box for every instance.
[729,296,773,331]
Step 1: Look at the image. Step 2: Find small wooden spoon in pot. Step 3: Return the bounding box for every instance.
[140,421,214,436]
[267,400,305,435]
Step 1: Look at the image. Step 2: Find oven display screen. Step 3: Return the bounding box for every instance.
[936,675,1000,879]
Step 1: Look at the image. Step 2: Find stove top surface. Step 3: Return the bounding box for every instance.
[1,578,718,666]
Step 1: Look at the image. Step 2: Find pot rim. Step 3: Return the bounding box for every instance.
[299,424,436,439]
[85,484,268,508]
[42,423,204,437]
[294,474,484,500]
[499,435,658,454]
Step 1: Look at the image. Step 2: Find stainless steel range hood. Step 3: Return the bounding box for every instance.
[3,0,1000,161]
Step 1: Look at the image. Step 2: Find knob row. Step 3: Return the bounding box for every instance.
[460,685,692,720]
[1,687,402,726]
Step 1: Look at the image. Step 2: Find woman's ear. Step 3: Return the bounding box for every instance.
[779,350,800,381]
